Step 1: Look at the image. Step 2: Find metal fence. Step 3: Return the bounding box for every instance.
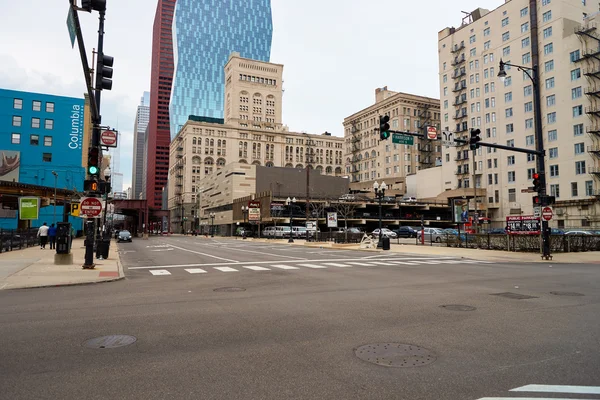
[0,229,41,253]
[442,233,600,253]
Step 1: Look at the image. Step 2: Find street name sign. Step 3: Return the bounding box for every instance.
[392,133,414,145]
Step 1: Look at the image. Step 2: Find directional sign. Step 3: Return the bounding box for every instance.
[392,133,414,145]
[80,197,103,218]
[542,206,553,221]
[100,130,118,148]
[426,126,438,140]
[533,207,541,218]
[71,202,81,217]
[441,131,458,147]
[66,7,76,49]
[248,201,261,222]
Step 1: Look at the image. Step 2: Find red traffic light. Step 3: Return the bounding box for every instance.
[532,173,539,180]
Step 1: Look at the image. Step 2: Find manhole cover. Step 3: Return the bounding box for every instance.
[550,291,584,296]
[440,304,477,311]
[354,343,437,368]
[213,287,246,292]
[491,292,538,300]
[83,335,137,349]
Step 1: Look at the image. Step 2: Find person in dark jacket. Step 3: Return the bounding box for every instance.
[48,223,57,250]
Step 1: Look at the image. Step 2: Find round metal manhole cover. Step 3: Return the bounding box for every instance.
[354,343,437,368]
[213,287,246,292]
[440,304,477,312]
[550,291,584,297]
[83,335,137,349]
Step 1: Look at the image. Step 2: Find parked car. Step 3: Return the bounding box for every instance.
[550,228,565,235]
[487,228,506,234]
[417,227,445,243]
[336,227,363,235]
[371,228,397,239]
[442,228,466,242]
[117,230,133,242]
[394,226,419,238]
[400,196,417,203]
[564,230,593,235]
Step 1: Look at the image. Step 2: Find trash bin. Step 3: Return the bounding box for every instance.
[382,236,390,251]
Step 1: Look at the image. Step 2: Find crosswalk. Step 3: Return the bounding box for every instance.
[140,258,495,277]
[477,384,600,399]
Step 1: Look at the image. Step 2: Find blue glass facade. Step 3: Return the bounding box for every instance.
[170,0,273,138]
[0,88,85,231]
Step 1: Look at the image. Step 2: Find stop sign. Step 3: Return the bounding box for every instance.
[80,197,103,218]
[542,206,553,221]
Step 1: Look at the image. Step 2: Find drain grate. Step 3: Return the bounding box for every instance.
[213,287,246,292]
[440,305,477,312]
[83,335,137,349]
[491,292,538,300]
[354,343,437,368]
[550,291,584,296]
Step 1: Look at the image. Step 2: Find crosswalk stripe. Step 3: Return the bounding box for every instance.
[368,261,393,265]
[214,267,238,272]
[478,397,581,400]
[347,262,368,266]
[510,385,600,394]
[322,263,352,268]
[389,261,418,265]
[437,260,462,264]
[270,264,299,270]
[411,260,438,264]
[185,268,207,274]
[149,270,171,276]
[298,264,327,269]
[243,266,271,271]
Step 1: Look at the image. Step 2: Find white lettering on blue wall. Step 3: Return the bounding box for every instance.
[69,104,83,150]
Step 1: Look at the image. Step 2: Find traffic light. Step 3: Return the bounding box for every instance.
[84,179,99,192]
[88,147,100,176]
[469,128,481,150]
[379,115,390,140]
[96,54,114,91]
[533,195,541,206]
[532,172,542,192]
[81,0,106,12]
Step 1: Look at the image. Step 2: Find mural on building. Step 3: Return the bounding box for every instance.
[0,151,20,182]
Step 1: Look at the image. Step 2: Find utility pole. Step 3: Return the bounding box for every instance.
[472,150,478,233]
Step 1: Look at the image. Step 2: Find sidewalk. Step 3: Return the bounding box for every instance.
[0,239,124,290]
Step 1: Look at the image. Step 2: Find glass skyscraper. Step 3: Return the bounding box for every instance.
[170,0,273,138]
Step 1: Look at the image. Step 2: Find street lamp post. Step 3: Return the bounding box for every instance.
[209,212,215,237]
[286,197,296,243]
[103,166,111,239]
[373,181,387,249]
[498,59,551,259]
[51,171,58,224]
[241,205,248,239]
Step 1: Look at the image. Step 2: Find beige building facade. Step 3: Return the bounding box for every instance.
[342,87,442,192]
[439,2,600,229]
[168,53,345,229]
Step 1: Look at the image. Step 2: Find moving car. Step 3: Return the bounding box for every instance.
[371,228,397,239]
[117,230,132,242]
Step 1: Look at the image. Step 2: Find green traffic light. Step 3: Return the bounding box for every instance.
[383,132,390,139]
[88,166,99,175]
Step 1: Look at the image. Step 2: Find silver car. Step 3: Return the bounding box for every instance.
[417,227,444,243]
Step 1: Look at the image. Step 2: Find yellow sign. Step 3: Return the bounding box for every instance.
[71,202,80,217]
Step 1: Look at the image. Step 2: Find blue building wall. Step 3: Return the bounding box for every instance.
[169,0,273,138]
[0,88,85,231]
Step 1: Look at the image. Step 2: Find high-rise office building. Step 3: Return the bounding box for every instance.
[438,2,600,229]
[169,0,273,138]
[146,0,176,209]
[132,92,150,200]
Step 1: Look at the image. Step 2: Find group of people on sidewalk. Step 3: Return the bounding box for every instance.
[37,223,75,250]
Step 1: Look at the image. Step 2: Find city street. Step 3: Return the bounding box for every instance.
[1,236,599,400]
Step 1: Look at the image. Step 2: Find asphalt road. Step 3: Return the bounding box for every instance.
[1,236,599,400]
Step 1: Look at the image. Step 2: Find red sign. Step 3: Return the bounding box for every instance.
[506,215,540,235]
[100,130,117,147]
[80,197,103,218]
[542,207,553,221]
[426,126,438,140]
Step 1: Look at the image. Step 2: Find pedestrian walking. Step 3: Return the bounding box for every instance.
[48,223,57,250]
[37,222,49,249]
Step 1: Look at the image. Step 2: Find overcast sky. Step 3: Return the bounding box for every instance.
[0,0,502,189]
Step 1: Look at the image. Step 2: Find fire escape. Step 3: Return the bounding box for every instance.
[576,22,600,196]
[417,104,435,169]
[350,119,362,183]
[174,136,185,227]
[451,40,470,185]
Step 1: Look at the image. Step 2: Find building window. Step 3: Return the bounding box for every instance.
[30,134,39,146]
[32,100,41,111]
[574,123,584,136]
[44,119,54,130]
[543,26,552,38]
[524,101,533,112]
[542,10,552,22]
[32,117,40,128]
[573,105,583,117]
[548,130,558,141]
[505,92,512,102]
[523,85,533,97]
[11,133,20,144]
[575,160,586,175]
[545,60,554,72]
[571,68,581,80]
[572,87,582,99]
[484,27,490,36]
[504,76,512,87]
[12,116,21,127]
[507,155,515,165]
[505,108,513,117]
[525,118,533,129]
[527,168,536,180]
[44,136,52,147]
[549,147,558,158]
[571,182,578,197]
[508,188,516,202]
[543,43,553,55]
[506,123,514,133]
[469,34,476,43]
[550,184,560,198]
[503,46,510,56]
[42,153,52,162]
[547,112,556,124]
[13,98,23,109]
[527,153,536,162]
[484,40,490,50]
[545,77,555,89]
[522,52,531,64]
[550,165,559,177]
[502,32,510,42]
[520,7,528,17]
[525,135,535,146]
[542,0,551,4]
[502,17,509,27]
[546,94,555,107]
[46,102,55,113]
[574,142,585,154]
[521,22,529,32]
[507,139,515,147]
[585,181,594,196]
[570,50,580,62]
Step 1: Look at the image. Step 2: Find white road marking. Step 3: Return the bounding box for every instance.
[298,264,327,269]
[437,260,462,264]
[510,385,600,394]
[410,260,439,264]
[165,243,239,262]
[463,260,495,264]
[478,397,581,400]
[243,266,270,271]
[191,242,307,260]
[270,264,299,270]
[368,261,393,266]
[389,261,418,265]
[214,267,238,272]
[322,263,352,268]
[149,270,171,276]
[346,262,369,266]
[151,248,174,252]
[185,268,207,274]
